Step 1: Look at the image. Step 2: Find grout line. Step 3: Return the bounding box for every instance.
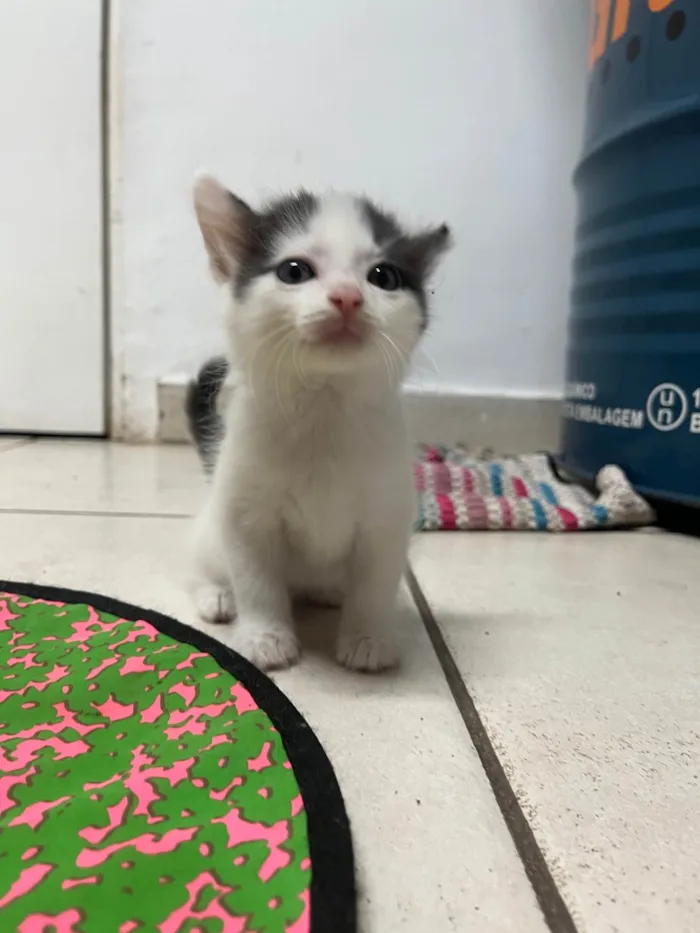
[0,507,192,521]
[406,567,580,933]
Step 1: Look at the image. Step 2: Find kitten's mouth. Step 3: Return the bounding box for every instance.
[319,329,364,346]
[307,319,369,349]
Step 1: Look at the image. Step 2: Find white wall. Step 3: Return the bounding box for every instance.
[112,0,589,440]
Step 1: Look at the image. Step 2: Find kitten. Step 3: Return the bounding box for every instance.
[187,173,450,672]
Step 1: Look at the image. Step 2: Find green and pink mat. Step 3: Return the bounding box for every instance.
[0,583,355,933]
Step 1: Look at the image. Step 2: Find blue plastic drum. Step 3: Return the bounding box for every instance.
[560,0,700,505]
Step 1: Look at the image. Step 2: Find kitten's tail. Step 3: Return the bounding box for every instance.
[185,356,229,475]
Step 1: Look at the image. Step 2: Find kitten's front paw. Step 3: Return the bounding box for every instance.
[230,624,300,672]
[194,585,236,624]
[336,632,399,673]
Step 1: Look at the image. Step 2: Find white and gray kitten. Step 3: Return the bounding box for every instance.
[187,173,450,672]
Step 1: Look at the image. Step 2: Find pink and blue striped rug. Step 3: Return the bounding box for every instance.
[414,448,654,532]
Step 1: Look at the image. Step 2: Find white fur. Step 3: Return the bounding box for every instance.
[190,189,425,672]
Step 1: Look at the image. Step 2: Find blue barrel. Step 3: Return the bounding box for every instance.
[560,0,700,506]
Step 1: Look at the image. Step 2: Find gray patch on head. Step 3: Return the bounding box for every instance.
[385,225,451,331]
[360,198,402,246]
[233,190,318,297]
[361,197,451,331]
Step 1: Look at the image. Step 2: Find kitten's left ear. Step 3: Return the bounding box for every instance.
[409,223,452,278]
[192,171,256,283]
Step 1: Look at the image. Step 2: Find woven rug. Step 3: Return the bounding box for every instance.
[0,583,355,933]
[414,447,655,532]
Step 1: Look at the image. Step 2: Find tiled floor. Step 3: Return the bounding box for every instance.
[0,439,698,932]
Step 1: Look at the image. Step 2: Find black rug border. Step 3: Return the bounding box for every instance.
[0,580,356,933]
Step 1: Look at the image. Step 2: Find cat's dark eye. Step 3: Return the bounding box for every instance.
[367,263,403,292]
[276,259,315,285]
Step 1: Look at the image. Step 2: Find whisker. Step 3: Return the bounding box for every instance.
[273,340,293,426]
[378,336,400,387]
[379,331,409,366]
[292,341,309,391]
[377,332,407,387]
[412,345,440,380]
[246,325,294,403]
[373,337,394,389]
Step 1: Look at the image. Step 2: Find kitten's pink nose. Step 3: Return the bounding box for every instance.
[329,286,363,318]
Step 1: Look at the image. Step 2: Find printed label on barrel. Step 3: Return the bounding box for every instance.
[563,382,700,435]
[588,0,677,68]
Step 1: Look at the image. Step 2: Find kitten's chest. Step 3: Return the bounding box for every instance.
[282,454,360,563]
[241,390,403,561]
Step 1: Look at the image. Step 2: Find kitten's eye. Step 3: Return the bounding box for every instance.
[276,259,315,285]
[367,263,403,291]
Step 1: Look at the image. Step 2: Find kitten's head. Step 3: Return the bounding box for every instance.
[193,174,451,380]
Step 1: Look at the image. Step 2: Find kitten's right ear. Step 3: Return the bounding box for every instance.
[192,172,256,283]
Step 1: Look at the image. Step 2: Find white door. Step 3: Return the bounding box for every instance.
[0,0,105,434]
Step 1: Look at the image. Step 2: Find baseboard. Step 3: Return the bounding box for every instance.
[401,389,562,452]
[158,379,562,453]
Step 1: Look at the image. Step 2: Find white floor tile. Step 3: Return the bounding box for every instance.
[0,496,545,932]
[411,532,700,933]
[0,436,31,453]
[0,439,202,515]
